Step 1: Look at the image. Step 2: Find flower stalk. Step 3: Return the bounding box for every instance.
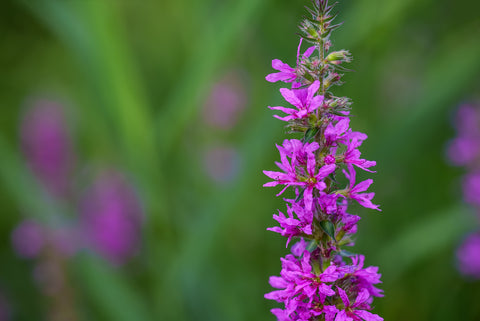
[263,1,383,320]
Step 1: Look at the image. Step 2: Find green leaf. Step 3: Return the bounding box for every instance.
[320,220,336,239]
[375,205,475,281]
[306,240,318,252]
[75,255,152,321]
[303,127,320,143]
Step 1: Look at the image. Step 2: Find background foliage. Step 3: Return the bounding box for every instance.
[1,0,480,320]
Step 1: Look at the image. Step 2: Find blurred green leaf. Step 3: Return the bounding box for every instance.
[377,23,480,161]
[376,205,476,281]
[320,220,336,240]
[157,0,269,154]
[75,255,152,321]
[0,135,59,223]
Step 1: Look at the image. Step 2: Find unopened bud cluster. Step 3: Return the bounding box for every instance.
[263,1,383,320]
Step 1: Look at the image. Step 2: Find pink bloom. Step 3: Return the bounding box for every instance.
[343,139,376,172]
[268,206,313,247]
[269,80,324,122]
[325,118,350,146]
[447,137,480,166]
[335,288,383,321]
[264,140,336,211]
[266,39,316,84]
[463,172,480,207]
[342,165,380,211]
[457,233,480,278]
[265,250,340,311]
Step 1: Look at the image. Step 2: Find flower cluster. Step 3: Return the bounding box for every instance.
[447,103,480,279]
[263,1,383,320]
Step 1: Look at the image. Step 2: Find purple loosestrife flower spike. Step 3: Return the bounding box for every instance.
[263,1,383,320]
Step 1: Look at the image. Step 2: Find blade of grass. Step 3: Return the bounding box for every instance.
[156,0,269,155]
[15,1,176,318]
[377,24,480,161]
[375,205,476,281]
[75,254,151,321]
[0,135,60,224]
[338,0,429,47]
[0,136,154,321]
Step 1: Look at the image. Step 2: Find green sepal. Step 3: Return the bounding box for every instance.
[303,127,320,143]
[319,220,336,240]
[306,240,318,252]
[295,188,306,202]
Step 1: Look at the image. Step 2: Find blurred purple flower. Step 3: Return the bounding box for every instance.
[20,99,74,198]
[447,137,480,166]
[203,145,241,184]
[462,172,480,207]
[11,220,45,259]
[203,71,247,130]
[454,104,480,137]
[11,220,80,259]
[457,233,480,279]
[80,170,143,265]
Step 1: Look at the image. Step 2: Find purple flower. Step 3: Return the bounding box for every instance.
[268,206,313,247]
[203,71,247,129]
[264,139,336,211]
[20,99,74,198]
[269,80,324,122]
[462,172,480,207]
[80,170,143,265]
[342,165,380,211]
[447,137,480,166]
[454,104,480,137]
[266,39,316,84]
[343,139,376,172]
[263,3,383,319]
[324,118,350,146]
[265,249,340,312]
[457,233,480,278]
[335,288,383,321]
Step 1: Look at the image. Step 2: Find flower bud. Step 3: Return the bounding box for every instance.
[326,50,352,64]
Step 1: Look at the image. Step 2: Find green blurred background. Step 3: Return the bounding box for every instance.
[1,0,480,320]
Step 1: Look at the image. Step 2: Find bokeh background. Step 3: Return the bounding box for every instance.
[1,0,480,320]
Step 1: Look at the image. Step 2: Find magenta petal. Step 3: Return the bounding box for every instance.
[280,88,302,108]
[355,310,383,321]
[269,106,297,115]
[335,310,353,321]
[337,287,350,307]
[266,72,293,83]
[354,289,370,306]
[272,59,294,71]
[307,80,321,103]
[352,179,373,193]
[303,46,316,58]
[269,276,288,289]
[303,186,314,211]
[317,164,336,179]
